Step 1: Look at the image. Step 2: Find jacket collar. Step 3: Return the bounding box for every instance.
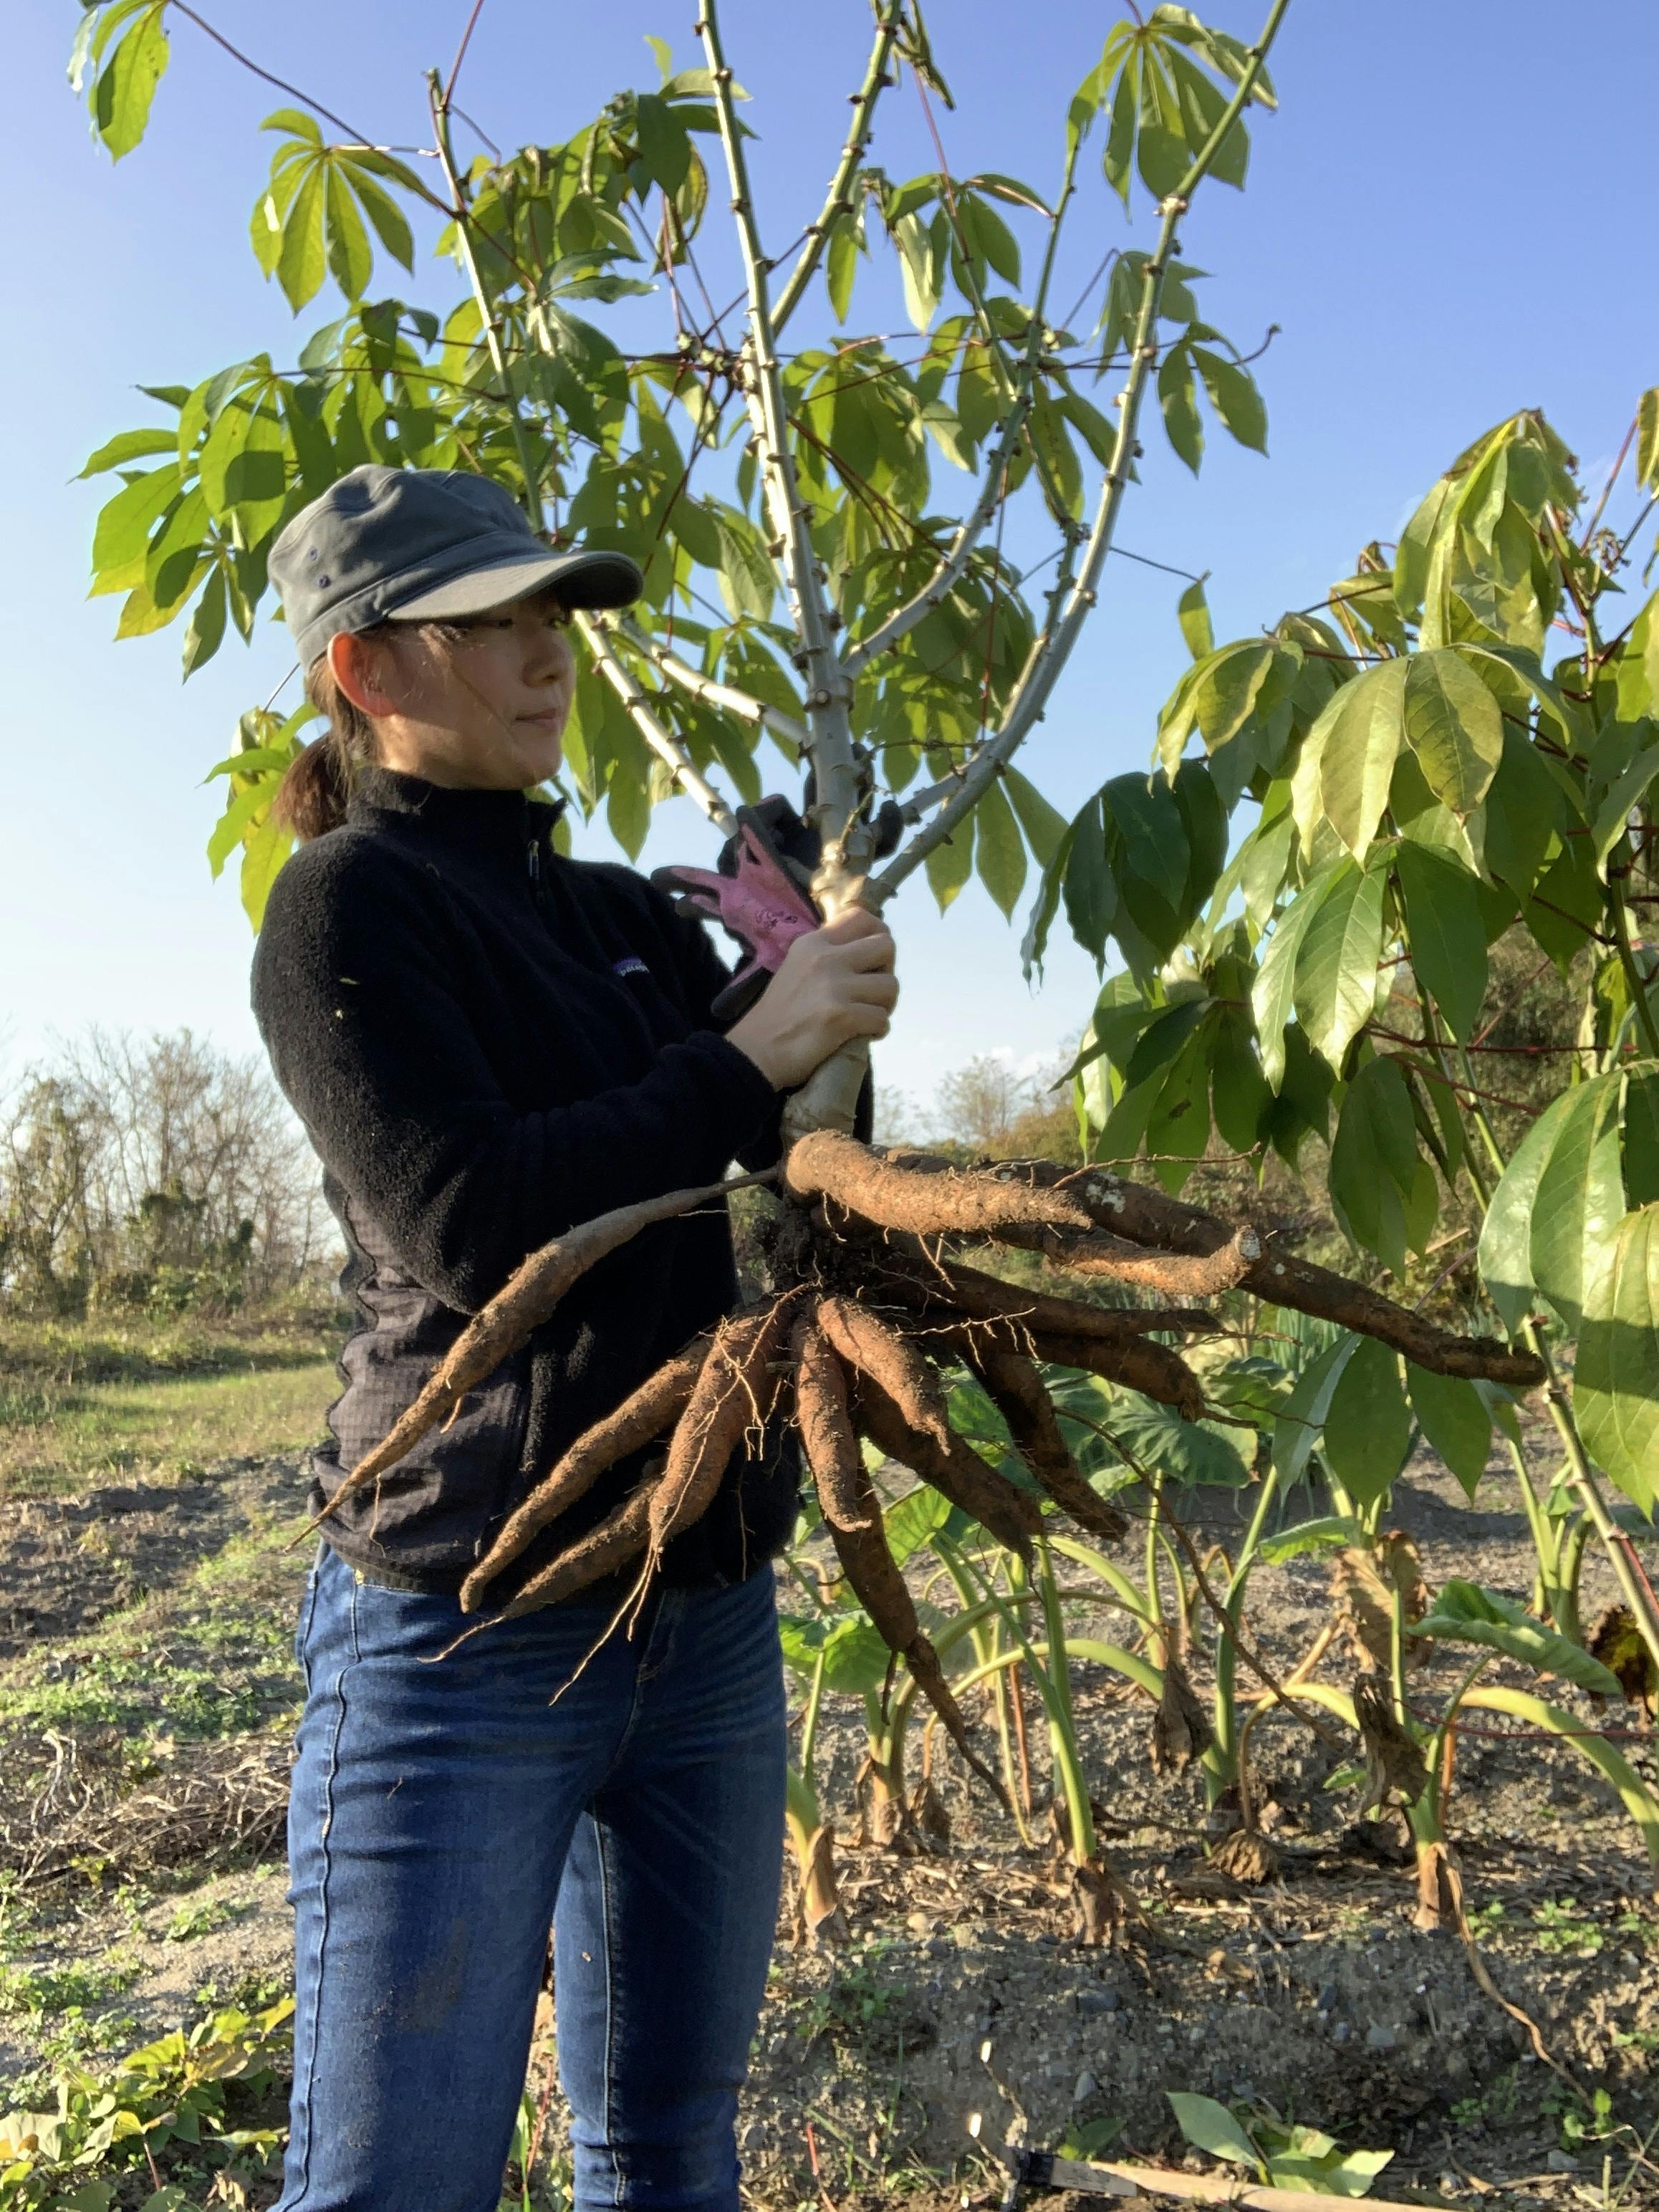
[348,766,564,870]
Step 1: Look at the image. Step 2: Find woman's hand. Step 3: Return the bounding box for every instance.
[724,908,898,1092]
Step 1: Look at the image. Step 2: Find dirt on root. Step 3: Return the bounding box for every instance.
[1,1438,1656,2210]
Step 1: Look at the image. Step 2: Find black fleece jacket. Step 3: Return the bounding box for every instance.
[251,766,794,1595]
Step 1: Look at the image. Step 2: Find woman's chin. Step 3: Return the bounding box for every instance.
[524,732,564,784]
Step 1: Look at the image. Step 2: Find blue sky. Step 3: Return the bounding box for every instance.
[4,0,1655,1116]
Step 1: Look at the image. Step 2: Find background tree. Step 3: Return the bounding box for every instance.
[0,1029,332,1314]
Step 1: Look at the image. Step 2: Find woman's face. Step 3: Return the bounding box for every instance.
[335,587,577,790]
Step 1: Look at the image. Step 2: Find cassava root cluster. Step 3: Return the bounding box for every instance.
[307,1133,1546,1795]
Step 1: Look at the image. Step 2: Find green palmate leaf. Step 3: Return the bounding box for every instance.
[1478,1087,1560,1336]
[181,566,227,677]
[1468,734,1557,900]
[1191,347,1266,452]
[1168,2096,1261,2175]
[1395,838,1488,1043]
[239,809,294,929]
[1086,1385,1251,1488]
[1410,1580,1622,1696]
[893,209,946,330]
[826,215,860,323]
[1638,388,1659,496]
[79,425,178,476]
[323,165,373,302]
[1627,1069,1659,1209]
[1251,862,1340,1090]
[1259,1514,1367,1565]
[819,1615,897,1696]
[925,814,975,911]
[1328,1054,1420,1276]
[1209,1014,1271,1151]
[90,461,181,581]
[1004,766,1067,867]
[1321,1336,1411,1509]
[1177,576,1213,660]
[1403,647,1504,814]
[1529,1072,1625,1335]
[1271,1334,1357,1486]
[1064,802,1118,963]
[347,160,415,271]
[1574,1203,1659,1514]
[276,168,327,312]
[206,780,272,876]
[1301,657,1405,859]
[713,511,774,620]
[1300,2150,1396,2200]
[1406,1365,1492,1500]
[973,776,1026,918]
[94,1,170,160]
[633,92,693,194]
[1327,1327,1415,1504]
[1292,859,1385,1070]
[884,1481,952,1565]
[1160,638,1294,789]
[1158,347,1203,473]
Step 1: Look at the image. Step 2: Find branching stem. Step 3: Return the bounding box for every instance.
[427,68,541,516]
[615,617,809,752]
[698,1,862,872]
[770,1,907,334]
[872,0,1292,902]
[576,614,741,837]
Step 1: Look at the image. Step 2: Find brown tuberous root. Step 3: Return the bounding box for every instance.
[461,1336,711,1611]
[792,1307,871,1533]
[305,1174,771,1536]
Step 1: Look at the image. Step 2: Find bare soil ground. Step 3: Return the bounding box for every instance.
[1,1436,1656,2211]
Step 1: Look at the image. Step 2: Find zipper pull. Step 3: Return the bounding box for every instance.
[527,838,542,895]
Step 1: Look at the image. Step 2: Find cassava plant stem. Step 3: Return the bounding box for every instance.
[576,613,741,835]
[427,69,542,516]
[769,1,906,332]
[870,0,1292,903]
[433,75,737,841]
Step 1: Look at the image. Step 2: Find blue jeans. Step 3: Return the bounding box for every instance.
[276,1546,787,2212]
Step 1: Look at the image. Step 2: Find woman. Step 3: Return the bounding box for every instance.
[254,463,898,2212]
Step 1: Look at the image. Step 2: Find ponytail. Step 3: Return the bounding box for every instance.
[273,625,393,841]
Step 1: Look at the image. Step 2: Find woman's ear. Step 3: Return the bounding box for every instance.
[329,630,400,720]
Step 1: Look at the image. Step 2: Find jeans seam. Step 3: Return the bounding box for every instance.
[286,1568,357,2208]
[597,1589,683,1789]
[596,1820,623,2210]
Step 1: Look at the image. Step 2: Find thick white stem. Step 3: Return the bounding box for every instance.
[780,867,872,1146]
[770,1,905,335]
[576,612,740,837]
[615,617,809,753]
[874,0,1290,901]
[842,388,1033,681]
[699,0,867,877]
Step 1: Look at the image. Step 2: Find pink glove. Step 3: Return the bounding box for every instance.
[654,809,821,1021]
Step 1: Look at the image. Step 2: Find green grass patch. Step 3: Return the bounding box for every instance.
[0,1524,308,1746]
[0,1309,345,1501]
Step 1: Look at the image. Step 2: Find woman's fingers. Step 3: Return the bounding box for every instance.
[840,1001,894,1041]
[845,971,900,1010]
[820,910,895,968]
[722,905,899,1087]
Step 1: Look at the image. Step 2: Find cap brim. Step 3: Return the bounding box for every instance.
[387,544,643,622]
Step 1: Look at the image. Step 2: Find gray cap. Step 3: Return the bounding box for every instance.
[270,464,643,669]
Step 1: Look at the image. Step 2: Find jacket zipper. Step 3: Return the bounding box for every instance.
[527,837,544,905]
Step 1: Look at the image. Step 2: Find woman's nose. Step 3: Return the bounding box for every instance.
[528,626,574,687]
